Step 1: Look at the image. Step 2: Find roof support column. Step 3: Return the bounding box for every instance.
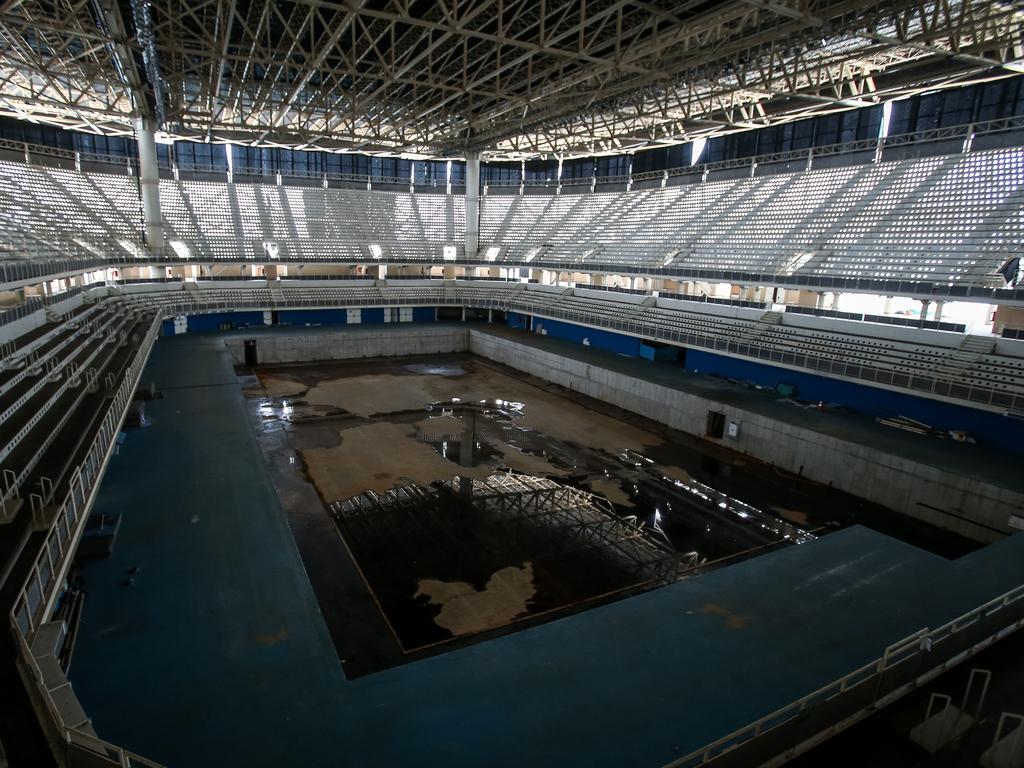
[465,151,480,259]
[135,117,164,252]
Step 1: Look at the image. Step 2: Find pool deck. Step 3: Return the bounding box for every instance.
[70,332,1024,768]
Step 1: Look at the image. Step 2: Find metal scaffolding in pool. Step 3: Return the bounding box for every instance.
[330,472,692,595]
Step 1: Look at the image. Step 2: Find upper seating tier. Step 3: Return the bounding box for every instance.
[0,146,1020,292]
[479,147,1024,287]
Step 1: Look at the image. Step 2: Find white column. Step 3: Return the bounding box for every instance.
[465,151,480,259]
[135,117,164,252]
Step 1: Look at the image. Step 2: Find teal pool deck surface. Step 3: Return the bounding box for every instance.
[72,333,1024,768]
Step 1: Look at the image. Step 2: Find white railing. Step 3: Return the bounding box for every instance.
[0,137,141,173]
[117,284,1024,415]
[1,299,1021,768]
[2,116,1021,191]
[8,310,164,768]
[483,115,1024,188]
[664,583,1024,767]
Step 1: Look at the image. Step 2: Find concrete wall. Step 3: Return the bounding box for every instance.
[216,324,1020,542]
[223,326,469,366]
[468,329,1022,543]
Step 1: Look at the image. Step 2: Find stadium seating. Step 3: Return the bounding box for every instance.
[109,282,1024,414]
[0,147,1018,293]
[0,161,142,257]
[158,180,464,260]
[479,147,1024,286]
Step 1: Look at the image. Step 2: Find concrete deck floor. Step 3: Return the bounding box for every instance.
[475,324,1022,492]
[70,330,1024,768]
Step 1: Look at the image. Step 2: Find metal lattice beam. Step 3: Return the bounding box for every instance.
[0,0,1020,157]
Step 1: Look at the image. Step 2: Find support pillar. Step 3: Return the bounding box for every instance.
[465,151,480,259]
[933,301,944,322]
[135,117,164,252]
[920,300,931,324]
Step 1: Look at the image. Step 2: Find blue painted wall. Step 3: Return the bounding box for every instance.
[531,316,640,357]
[508,312,529,330]
[187,311,265,333]
[507,313,1019,454]
[687,348,1021,454]
[277,309,348,326]
[162,307,443,336]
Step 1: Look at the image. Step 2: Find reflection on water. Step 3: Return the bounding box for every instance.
[403,363,467,377]
[252,375,820,564]
[239,354,972,679]
[249,356,965,573]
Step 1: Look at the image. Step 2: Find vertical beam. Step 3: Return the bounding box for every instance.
[135,118,164,251]
[465,151,480,258]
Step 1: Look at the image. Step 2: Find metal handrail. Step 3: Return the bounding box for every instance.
[109,282,1024,414]
[0,137,141,172]
[7,310,164,768]
[481,115,1024,189]
[0,250,1018,306]
[2,293,1021,768]
[2,115,1020,189]
[664,583,1024,767]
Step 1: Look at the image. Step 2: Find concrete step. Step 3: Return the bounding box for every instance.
[30,620,65,659]
[0,494,23,525]
[960,335,997,355]
[47,682,91,731]
[910,705,975,752]
[981,714,1024,768]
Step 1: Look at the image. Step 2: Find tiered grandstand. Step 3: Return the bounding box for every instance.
[158,181,465,261]
[479,146,1024,285]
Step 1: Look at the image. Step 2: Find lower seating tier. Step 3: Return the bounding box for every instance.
[106,282,1024,415]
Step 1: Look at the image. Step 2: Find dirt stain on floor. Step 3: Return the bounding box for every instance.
[304,374,448,417]
[253,626,290,646]
[591,477,636,508]
[699,602,751,630]
[771,506,810,526]
[281,364,662,453]
[301,422,496,501]
[416,563,536,636]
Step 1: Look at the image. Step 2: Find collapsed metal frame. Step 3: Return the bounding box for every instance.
[330,472,687,598]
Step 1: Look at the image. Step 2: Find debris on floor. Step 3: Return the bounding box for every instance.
[876,415,972,442]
